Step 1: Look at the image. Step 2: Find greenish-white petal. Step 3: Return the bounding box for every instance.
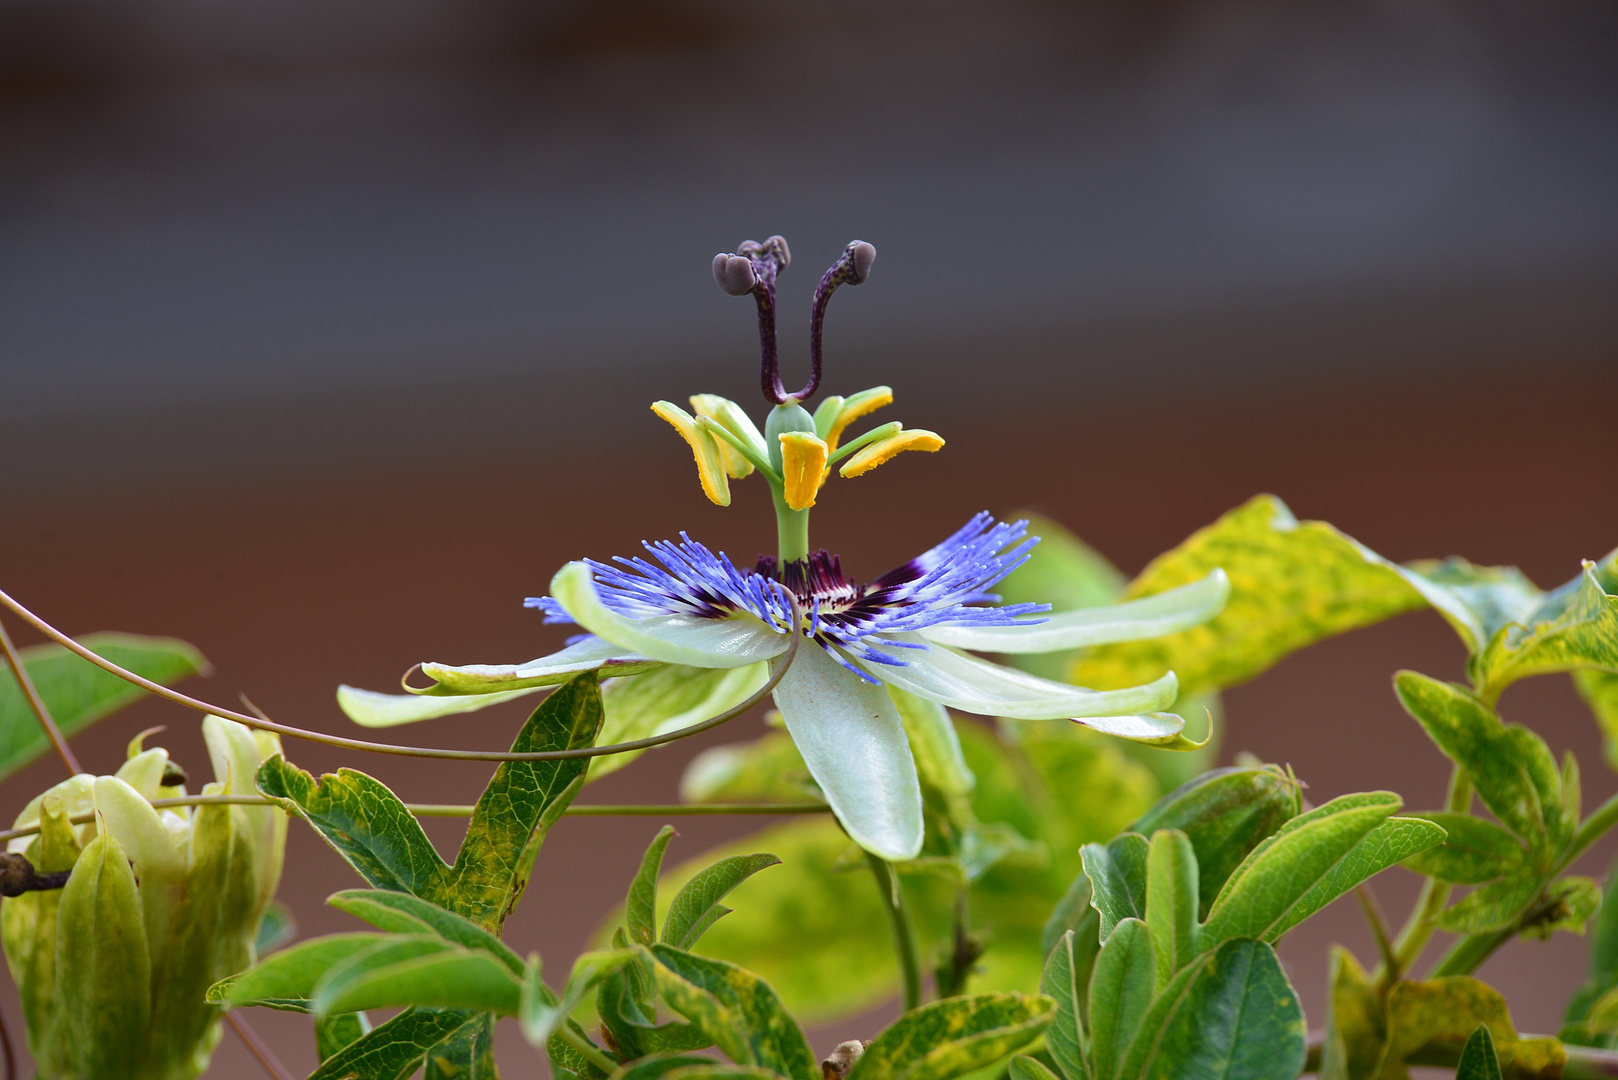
[861,634,1179,720]
[338,685,549,728]
[773,641,922,861]
[920,570,1230,653]
[551,561,790,669]
[419,636,661,695]
[1070,712,1204,748]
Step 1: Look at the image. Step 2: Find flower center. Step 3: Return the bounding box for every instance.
[755,550,865,612]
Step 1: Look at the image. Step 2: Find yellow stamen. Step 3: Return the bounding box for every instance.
[839,428,944,478]
[651,400,731,506]
[778,431,829,510]
[823,385,894,455]
[689,394,764,479]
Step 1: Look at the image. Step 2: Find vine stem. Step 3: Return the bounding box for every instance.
[0,1004,14,1080]
[866,850,923,1012]
[0,586,800,763]
[1383,764,1471,984]
[226,1013,297,1080]
[0,796,829,845]
[556,1023,619,1074]
[0,614,81,775]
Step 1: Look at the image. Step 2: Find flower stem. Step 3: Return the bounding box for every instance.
[866,850,923,1011]
[0,614,81,776]
[774,494,811,564]
[1563,789,1618,872]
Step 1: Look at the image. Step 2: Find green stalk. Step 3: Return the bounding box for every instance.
[1384,765,1472,983]
[556,1024,618,1075]
[774,493,811,564]
[1564,789,1618,872]
[867,850,923,1011]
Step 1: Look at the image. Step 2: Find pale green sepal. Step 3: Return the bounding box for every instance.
[863,635,1179,720]
[774,642,923,861]
[338,684,547,727]
[921,570,1229,653]
[8,774,95,854]
[91,776,187,952]
[552,562,791,668]
[115,747,172,800]
[414,636,661,696]
[55,827,152,1079]
[1073,713,1206,750]
[886,686,974,797]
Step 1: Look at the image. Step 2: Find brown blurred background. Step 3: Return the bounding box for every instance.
[2,0,1616,1074]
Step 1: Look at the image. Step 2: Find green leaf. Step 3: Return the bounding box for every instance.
[638,1067,782,1079]
[1118,939,1305,1080]
[1041,875,1097,964]
[1200,792,1444,949]
[1080,833,1148,941]
[1087,919,1155,1080]
[629,827,678,946]
[1040,931,1091,1080]
[424,1012,497,1080]
[312,943,522,1016]
[1434,875,1542,935]
[609,1055,727,1078]
[592,663,770,782]
[1144,830,1198,989]
[1011,1057,1067,1080]
[663,853,782,951]
[1385,559,1544,659]
[846,993,1056,1080]
[1319,947,1384,1080]
[1394,672,1571,855]
[256,757,450,897]
[1473,553,1618,697]
[1401,813,1528,884]
[308,1005,482,1080]
[255,899,296,954]
[1521,875,1602,940]
[327,889,523,973]
[316,1012,373,1062]
[648,943,817,1080]
[521,948,638,1047]
[1565,856,1618,1037]
[1455,1025,1503,1080]
[1376,976,1564,1079]
[1072,495,1425,696]
[1128,765,1300,912]
[210,933,394,1011]
[1575,669,1618,770]
[0,632,204,782]
[439,670,604,930]
[889,685,976,798]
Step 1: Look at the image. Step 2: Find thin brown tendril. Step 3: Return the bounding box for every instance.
[0,586,801,763]
[226,1012,297,1080]
[0,613,82,775]
[0,794,829,845]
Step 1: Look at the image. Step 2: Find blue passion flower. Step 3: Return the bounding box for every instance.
[337,236,1228,860]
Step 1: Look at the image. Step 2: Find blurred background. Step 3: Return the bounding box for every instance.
[2,0,1615,1074]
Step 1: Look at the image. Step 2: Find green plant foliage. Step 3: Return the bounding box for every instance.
[1143,830,1198,989]
[1471,554,1618,698]
[1079,834,1148,941]
[1319,948,1384,1080]
[630,827,678,946]
[663,854,783,951]
[1564,858,1618,1047]
[592,664,771,782]
[1575,669,1618,769]
[326,889,524,972]
[1085,919,1155,1080]
[1455,1024,1504,1080]
[1401,813,1528,885]
[1010,1057,1066,1080]
[1374,977,1564,1079]
[315,1012,372,1062]
[310,940,521,1016]
[1118,939,1305,1080]
[994,512,1126,684]
[254,899,296,954]
[1198,793,1443,949]
[1521,876,1601,941]
[681,730,819,805]
[522,949,638,1047]
[306,1006,483,1080]
[1126,765,1300,912]
[211,933,393,1011]
[645,944,818,1080]
[0,632,204,781]
[845,993,1056,1080]
[1071,495,1426,696]
[1039,931,1089,1080]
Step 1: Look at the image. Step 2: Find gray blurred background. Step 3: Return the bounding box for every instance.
[2,0,1615,1075]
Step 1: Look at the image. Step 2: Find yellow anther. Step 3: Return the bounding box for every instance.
[823,385,894,455]
[689,394,765,479]
[839,428,944,478]
[778,431,829,510]
[651,400,731,506]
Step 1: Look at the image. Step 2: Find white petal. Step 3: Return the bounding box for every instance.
[860,634,1178,719]
[773,642,923,861]
[338,685,548,728]
[421,637,661,694]
[920,570,1230,653]
[551,561,790,669]
[1072,713,1206,748]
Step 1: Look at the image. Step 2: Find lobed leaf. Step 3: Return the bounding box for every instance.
[1375,977,1564,1078]
[648,943,818,1080]
[1472,553,1618,697]
[1319,947,1384,1080]
[307,1005,482,1080]
[327,888,523,973]
[424,1012,497,1080]
[0,633,204,782]
[846,993,1056,1080]
[1576,669,1618,771]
